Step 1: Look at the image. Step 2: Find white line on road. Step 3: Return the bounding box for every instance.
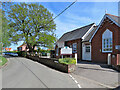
[74,80,78,84]
[78,84,81,88]
[69,74,81,88]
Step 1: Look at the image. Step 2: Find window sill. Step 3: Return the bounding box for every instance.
[102,51,112,53]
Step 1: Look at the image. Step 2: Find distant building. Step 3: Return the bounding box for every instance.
[13,50,18,52]
[17,44,37,51]
[5,48,13,51]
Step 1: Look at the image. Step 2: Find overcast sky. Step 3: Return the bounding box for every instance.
[4,1,118,50]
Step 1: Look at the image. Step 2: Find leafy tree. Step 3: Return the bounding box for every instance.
[0,2,11,51]
[2,11,11,48]
[8,3,56,52]
[0,3,2,52]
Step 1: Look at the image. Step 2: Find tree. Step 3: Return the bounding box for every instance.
[2,11,11,48]
[0,2,11,51]
[8,3,56,52]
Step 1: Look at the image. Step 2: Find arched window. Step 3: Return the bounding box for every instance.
[102,29,113,52]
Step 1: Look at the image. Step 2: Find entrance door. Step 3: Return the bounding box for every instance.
[82,44,91,61]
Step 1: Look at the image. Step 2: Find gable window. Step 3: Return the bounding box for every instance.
[72,43,77,53]
[86,45,90,52]
[102,29,113,52]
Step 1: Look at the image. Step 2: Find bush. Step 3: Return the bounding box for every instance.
[40,49,50,53]
[17,51,26,57]
[59,58,76,65]
[37,49,50,56]
[4,51,18,53]
[0,56,8,66]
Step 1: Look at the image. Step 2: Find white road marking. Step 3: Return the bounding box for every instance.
[74,80,78,84]
[78,84,81,88]
[69,74,81,88]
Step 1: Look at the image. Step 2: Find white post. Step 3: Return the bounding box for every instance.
[47,53,50,58]
[75,53,77,65]
[108,54,111,65]
[62,55,63,59]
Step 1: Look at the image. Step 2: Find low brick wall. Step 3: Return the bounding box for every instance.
[117,54,120,65]
[26,55,76,73]
[111,54,120,72]
[112,65,120,72]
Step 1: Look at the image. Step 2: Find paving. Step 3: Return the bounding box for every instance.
[72,61,120,88]
[2,56,120,89]
[2,56,78,88]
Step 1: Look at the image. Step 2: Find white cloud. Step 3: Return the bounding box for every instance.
[55,19,80,38]
[54,12,98,38]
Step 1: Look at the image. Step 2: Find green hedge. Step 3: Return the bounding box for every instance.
[37,49,50,56]
[4,51,18,53]
[59,58,76,65]
[17,51,26,57]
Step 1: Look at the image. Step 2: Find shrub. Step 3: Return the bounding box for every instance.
[59,58,76,65]
[37,49,50,56]
[17,51,26,57]
[4,51,18,53]
[0,56,8,66]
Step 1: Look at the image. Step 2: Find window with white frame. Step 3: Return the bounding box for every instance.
[86,45,90,52]
[102,29,113,52]
[72,43,77,53]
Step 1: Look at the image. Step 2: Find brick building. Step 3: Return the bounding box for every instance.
[55,23,96,62]
[17,43,37,51]
[90,14,120,65]
[55,14,120,65]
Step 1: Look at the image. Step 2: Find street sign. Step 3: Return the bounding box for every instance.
[61,46,72,55]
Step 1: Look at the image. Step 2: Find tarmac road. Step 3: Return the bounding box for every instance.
[2,56,78,88]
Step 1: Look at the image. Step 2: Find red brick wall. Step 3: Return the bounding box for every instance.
[91,17,120,63]
[111,54,117,66]
[55,45,61,59]
[65,39,82,61]
[117,54,120,65]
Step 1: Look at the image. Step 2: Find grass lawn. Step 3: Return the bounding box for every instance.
[0,56,8,66]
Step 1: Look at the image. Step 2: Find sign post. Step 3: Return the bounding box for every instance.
[61,47,72,58]
[75,53,77,65]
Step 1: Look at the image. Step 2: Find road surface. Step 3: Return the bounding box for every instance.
[2,56,78,88]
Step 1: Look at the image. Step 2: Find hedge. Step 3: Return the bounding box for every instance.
[59,58,76,65]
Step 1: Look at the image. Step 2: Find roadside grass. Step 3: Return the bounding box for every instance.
[0,56,8,66]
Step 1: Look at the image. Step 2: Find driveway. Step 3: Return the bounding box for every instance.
[72,61,120,88]
[2,56,78,88]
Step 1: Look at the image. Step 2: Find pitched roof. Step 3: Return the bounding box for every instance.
[82,26,98,42]
[90,14,120,42]
[57,23,95,42]
[106,13,120,26]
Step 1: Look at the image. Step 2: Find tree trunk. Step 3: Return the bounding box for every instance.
[26,43,36,56]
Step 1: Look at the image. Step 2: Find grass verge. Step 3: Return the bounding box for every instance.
[0,56,8,66]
